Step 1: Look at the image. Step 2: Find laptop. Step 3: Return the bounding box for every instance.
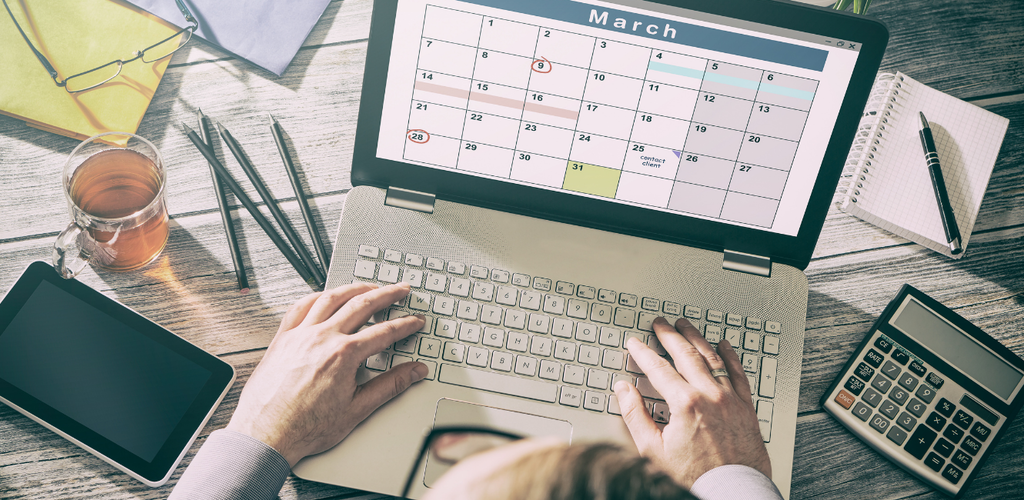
[292,0,887,497]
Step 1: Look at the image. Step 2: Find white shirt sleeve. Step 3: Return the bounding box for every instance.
[168,429,291,500]
[689,464,784,500]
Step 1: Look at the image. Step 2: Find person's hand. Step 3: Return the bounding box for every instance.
[613,317,770,488]
[226,282,428,466]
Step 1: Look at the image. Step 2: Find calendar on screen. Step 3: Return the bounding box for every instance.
[378,0,861,235]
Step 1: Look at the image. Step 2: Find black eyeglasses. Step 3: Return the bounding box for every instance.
[401,426,523,498]
[3,0,199,93]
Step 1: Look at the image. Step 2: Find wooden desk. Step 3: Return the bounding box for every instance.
[1,0,1021,498]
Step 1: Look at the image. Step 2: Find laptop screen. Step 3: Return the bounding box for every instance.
[375,0,864,237]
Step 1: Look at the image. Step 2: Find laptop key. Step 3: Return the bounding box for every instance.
[439,364,558,403]
[472,281,494,301]
[357,245,379,259]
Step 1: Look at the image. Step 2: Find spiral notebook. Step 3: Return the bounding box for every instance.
[835,72,1009,258]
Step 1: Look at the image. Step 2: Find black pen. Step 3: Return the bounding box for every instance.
[179,122,321,289]
[213,119,327,286]
[199,109,249,293]
[270,114,331,273]
[919,112,962,255]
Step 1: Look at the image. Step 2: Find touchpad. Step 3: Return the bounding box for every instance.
[422,398,572,488]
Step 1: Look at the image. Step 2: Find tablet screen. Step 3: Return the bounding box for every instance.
[0,262,234,485]
[0,279,210,462]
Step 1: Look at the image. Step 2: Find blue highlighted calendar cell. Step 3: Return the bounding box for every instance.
[404,4,821,229]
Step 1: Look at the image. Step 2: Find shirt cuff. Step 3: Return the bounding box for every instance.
[169,429,291,500]
[689,464,784,500]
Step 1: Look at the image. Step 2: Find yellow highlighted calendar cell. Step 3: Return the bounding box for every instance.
[562,161,621,198]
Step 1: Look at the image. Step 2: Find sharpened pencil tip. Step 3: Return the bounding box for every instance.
[179,122,194,135]
[269,113,276,124]
[214,119,225,135]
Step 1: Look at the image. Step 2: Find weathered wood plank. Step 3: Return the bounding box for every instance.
[870,0,1024,99]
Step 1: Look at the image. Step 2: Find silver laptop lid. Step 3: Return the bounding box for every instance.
[352,0,888,270]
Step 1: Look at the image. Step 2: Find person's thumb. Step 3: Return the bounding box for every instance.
[614,380,661,454]
[351,361,428,420]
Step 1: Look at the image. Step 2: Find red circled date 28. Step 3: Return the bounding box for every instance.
[407,129,430,143]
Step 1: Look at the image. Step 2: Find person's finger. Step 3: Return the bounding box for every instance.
[626,336,690,403]
[347,314,425,360]
[613,380,661,453]
[301,283,379,326]
[278,292,323,334]
[326,283,412,333]
[348,361,429,422]
[672,317,734,393]
[650,317,717,390]
[718,340,753,402]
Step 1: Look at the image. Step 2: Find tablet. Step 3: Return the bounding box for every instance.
[0,261,235,487]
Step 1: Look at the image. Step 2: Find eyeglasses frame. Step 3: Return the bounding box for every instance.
[2,0,199,93]
[400,426,524,498]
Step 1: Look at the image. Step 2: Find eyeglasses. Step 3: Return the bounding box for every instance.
[3,0,199,93]
[401,426,523,498]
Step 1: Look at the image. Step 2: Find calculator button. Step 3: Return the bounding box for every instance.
[879,400,900,419]
[852,402,872,422]
[936,398,956,417]
[845,376,866,396]
[896,412,918,431]
[952,410,974,430]
[926,412,948,432]
[952,449,973,469]
[897,373,919,391]
[886,426,908,445]
[871,374,893,394]
[880,360,901,380]
[869,414,891,434]
[924,452,945,472]
[863,349,884,368]
[908,360,926,377]
[906,398,927,418]
[874,336,893,353]
[861,387,882,407]
[933,438,954,458]
[854,362,876,382]
[941,464,962,484]
[915,385,936,404]
[892,350,910,365]
[927,372,945,389]
[890,388,909,405]
[943,424,964,445]
[970,422,991,441]
[834,389,856,409]
[905,425,938,459]
[961,436,982,455]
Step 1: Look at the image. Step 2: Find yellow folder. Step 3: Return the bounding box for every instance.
[0,0,180,146]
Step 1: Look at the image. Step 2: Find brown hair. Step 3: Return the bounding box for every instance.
[474,442,698,500]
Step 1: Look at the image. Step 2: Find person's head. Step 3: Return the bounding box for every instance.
[422,437,698,500]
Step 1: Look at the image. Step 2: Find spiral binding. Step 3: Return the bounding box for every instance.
[835,73,909,208]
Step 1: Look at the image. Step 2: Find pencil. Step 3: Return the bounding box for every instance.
[179,122,320,289]
[213,119,327,286]
[199,109,249,293]
[269,114,331,273]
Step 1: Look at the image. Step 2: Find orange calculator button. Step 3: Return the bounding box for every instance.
[835,389,856,409]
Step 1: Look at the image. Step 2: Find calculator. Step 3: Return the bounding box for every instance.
[821,284,1024,498]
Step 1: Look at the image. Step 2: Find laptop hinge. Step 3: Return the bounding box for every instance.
[384,186,435,214]
[722,250,772,277]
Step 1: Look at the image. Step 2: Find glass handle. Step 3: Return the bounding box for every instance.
[52,221,91,278]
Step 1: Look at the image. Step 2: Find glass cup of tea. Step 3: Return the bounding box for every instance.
[53,132,170,279]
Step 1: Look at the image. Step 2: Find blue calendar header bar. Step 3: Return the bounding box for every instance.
[461,0,828,72]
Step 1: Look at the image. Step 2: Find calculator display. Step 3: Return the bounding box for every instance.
[892,298,1024,400]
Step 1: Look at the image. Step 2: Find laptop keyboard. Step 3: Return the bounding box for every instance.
[352,245,781,442]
